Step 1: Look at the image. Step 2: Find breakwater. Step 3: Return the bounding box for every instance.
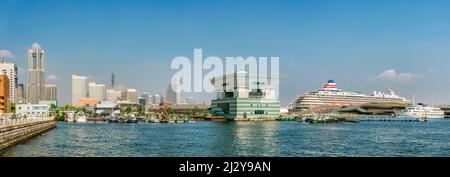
[0,117,56,153]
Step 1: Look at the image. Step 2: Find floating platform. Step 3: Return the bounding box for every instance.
[356,117,420,122]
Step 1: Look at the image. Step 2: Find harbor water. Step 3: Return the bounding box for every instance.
[3,119,450,157]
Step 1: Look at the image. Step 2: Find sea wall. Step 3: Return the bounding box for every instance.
[0,118,56,153]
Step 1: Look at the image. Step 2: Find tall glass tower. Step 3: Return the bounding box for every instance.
[27,43,45,104]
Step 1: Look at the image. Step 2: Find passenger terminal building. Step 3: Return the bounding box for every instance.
[209,71,281,121]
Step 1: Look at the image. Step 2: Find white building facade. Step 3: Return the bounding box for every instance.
[0,60,18,103]
[72,74,88,106]
[15,103,50,117]
[126,89,138,103]
[89,82,106,100]
[106,89,122,101]
[44,84,57,101]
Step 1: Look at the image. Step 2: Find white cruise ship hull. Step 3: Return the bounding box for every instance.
[396,112,445,119]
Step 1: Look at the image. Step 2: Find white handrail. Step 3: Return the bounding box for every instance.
[0,117,54,128]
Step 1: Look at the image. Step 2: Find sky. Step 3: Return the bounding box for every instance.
[1,0,450,106]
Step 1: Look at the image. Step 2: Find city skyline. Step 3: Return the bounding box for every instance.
[1,0,450,106]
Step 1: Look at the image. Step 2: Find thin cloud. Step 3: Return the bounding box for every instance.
[376,69,419,82]
[46,74,59,81]
[0,50,14,59]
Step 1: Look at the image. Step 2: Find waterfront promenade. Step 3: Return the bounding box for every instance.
[0,117,56,153]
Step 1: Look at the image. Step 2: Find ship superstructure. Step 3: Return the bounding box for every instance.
[288,80,410,112]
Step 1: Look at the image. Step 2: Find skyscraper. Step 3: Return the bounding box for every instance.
[153,94,161,105]
[89,82,106,100]
[165,81,181,104]
[17,83,25,103]
[72,74,88,106]
[44,84,58,101]
[0,60,18,103]
[126,89,138,103]
[27,43,45,104]
[111,72,115,89]
[106,89,122,101]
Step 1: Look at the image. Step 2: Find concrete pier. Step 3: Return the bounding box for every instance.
[0,117,56,153]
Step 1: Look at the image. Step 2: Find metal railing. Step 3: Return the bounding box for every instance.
[0,117,54,129]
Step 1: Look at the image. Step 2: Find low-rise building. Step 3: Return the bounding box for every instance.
[78,97,101,107]
[15,103,50,117]
[209,71,281,120]
[38,100,59,108]
[116,100,140,112]
[94,101,119,116]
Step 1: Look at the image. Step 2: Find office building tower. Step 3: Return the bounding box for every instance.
[89,82,106,100]
[147,94,153,105]
[111,72,115,89]
[17,83,25,103]
[106,89,122,101]
[0,60,17,103]
[126,89,138,103]
[139,97,147,110]
[44,84,57,101]
[72,74,88,106]
[27,43,45,104]
[153,94,161,105]
[165,81,181,105]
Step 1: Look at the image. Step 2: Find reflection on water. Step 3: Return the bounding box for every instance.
[3,120,450,157]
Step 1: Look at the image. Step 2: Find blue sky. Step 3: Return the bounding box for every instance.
[1,0,450,105]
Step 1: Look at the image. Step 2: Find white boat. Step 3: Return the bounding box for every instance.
[75,111,87,122]
[396,104,445,119]
[67,117,75,122]
[66,112,75,122]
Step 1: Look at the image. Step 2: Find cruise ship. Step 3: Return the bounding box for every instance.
[396,104,445,119]
[288,80,410,112]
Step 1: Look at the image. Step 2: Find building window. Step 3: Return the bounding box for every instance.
[255,110,264,114]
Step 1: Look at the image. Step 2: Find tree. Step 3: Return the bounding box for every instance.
[11,102,16,113]
[167,107,174,114]
[137,105,145,116]
[126,107,132,114]
[50,103,57,110]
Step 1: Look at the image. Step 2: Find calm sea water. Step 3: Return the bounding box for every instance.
[3,119,450,157]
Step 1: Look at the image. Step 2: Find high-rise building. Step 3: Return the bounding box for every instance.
[27,43,45,104]
[89,82,106,100]
[111,72,116,89]
[126,89,138,103]
[17,84,25,103]
[0,75,10,113]
[44,84,57,101]
[147,94,153,105]
[138,97,147,110]
[166,81,181,105]
[0,60,18,103]
[106,89,122,101]
[153,94,161,105]
[72,74,88,106]
[141,92,153,105]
